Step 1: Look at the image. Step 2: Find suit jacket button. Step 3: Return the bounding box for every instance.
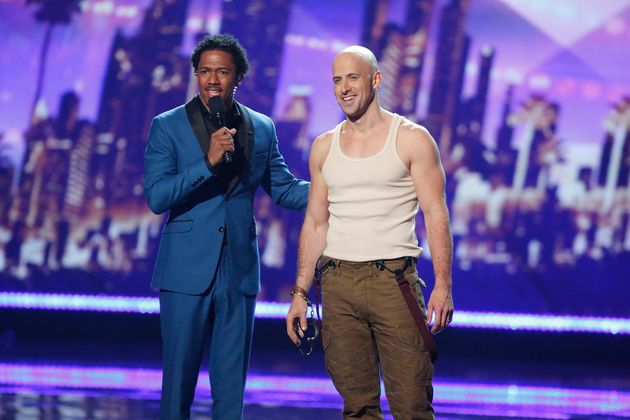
[218,226,225,233]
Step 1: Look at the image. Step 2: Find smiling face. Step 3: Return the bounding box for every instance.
[195,49,242,110]
[332,50,381,121]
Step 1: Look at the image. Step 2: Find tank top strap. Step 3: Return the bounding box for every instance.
[325,120,344,162]
[334,120,345,147]
[386,113,404,154]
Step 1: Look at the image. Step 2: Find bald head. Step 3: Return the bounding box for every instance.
[334,45,379,74]
[331,45,381,120]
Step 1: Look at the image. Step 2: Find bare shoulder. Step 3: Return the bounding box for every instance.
[310,129,334,168]
[398,119,437,150]
[397,119,440,163]
[312,129,334,150]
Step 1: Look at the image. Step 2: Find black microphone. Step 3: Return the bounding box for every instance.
[208,96,232,163]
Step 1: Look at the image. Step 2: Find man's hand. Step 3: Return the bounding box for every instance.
[286,295,308,346]
[427,284,454,334]
[207,127,236,166]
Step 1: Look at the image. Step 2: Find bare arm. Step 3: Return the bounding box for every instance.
[400,123,454,334]
[286,133,331,345]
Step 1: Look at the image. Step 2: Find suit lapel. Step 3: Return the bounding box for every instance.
[226,102,256,195]
[237,101,255,162]
[184,98,256,197]
[185,96,209,154]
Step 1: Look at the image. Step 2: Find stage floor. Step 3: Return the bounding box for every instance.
[1,311,629,419]
[1,340,629,419]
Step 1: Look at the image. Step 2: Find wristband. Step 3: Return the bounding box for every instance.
[290,286,311,306]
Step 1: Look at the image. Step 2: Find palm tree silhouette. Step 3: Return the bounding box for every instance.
[26,0,82,122]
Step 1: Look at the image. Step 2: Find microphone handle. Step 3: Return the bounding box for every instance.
[214,112,232,163]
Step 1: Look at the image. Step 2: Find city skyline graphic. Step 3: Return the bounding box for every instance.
[0,0,628,318]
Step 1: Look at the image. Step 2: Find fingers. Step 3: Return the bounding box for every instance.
[286,316,299,345]
[208,127,237,165]
[217,128,235,152]
[427,288,454,335]
[430,308,441,334]
[286,316,306,346]
[285,308,297,343]
[427,303,439,334]
[443,308,453,328]
[296,316,306,339]
[427,301,442,334]
[286,301,307,346]
[429,305,454,334]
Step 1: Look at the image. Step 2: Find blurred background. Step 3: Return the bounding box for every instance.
[0,0,629,418]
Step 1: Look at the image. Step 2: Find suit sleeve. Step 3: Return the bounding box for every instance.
[143,116,214,215]
[261,121,310,211]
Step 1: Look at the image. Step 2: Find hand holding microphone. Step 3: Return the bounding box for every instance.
[208,126,236,166]
[207,96,236,166]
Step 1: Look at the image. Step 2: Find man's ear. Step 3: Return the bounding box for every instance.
[373,71,382,90]
[237,74,244,85]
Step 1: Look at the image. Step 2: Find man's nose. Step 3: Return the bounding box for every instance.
[341,79,350,93]
[208,72,219,84]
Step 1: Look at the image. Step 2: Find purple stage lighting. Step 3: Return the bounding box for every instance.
[0,363,629,418]
[0,292,628,335]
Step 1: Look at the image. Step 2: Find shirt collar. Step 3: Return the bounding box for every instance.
[197,95,242,127]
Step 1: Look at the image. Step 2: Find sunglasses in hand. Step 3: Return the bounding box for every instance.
[293,315,320,356]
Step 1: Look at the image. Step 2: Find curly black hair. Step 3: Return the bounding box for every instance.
[190,34,250,76]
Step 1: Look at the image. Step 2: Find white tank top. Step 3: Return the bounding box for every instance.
[322,114,423,261]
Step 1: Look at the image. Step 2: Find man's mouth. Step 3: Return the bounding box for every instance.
[341,95,356,103]
[206,88,222,96]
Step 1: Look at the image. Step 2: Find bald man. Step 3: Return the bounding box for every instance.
[286,46,454,419]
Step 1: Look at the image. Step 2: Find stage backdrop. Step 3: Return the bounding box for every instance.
[1,0,628,317]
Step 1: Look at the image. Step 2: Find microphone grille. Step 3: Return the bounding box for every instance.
[208,96,226,114]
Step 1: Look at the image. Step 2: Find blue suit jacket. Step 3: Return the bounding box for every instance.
[144,97,309,295]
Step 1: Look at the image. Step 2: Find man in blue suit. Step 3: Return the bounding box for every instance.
[144,34,309,420]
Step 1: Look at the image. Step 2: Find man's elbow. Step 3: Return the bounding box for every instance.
[145,192,168,215]
[147,202,167,216]
[314,220,329,236]
[424,204,450,222]
[274,180,309,210]
[304,212,328,232]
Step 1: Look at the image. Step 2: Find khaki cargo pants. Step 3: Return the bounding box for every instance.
[320,257,434,420]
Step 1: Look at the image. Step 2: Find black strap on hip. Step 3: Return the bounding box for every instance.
[313,258,336,330]
[375,257,438,362]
